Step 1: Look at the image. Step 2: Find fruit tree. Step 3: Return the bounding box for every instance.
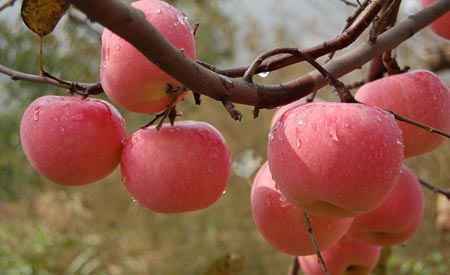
[0,0,450,274]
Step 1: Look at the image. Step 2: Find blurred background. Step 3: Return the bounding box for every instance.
[0,0,449,274]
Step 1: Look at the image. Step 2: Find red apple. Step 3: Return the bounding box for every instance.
[346,165,424,246]
[268,102,404,217]
[356,70,450,158]
[251,163,353,256]
[299,235,381,275]
[100,0,197,113]
[20,95,126,186]
[121,121,231,213]
[421,0,450,40]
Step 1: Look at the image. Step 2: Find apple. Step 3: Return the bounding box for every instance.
[20,95,126,186]
[271,97,323,127]
[268,102,404,217]
[299,235,381,275]
[121,121,231,213]
[346,165,424,246]
[356,70,450,158]
[251,163,353,256]
[100,0,197,113]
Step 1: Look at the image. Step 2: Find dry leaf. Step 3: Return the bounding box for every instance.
[21,0,69,36]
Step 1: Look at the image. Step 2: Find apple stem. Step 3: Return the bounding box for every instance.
[420,179,450,200]
[303,211,331,275]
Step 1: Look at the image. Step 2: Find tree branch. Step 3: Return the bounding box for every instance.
[303,211,330,275]
[420,179,450,200]
[220,0,388,77]
[64,0,450,109]
[0,64,103,95]
[0,0,16,12]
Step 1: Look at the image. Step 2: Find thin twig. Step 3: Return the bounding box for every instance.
[420,179,450,200]
[339,0,358,7]
[288,256,300,275]
[303,211,330,275]
[389,111,450,139]
[0,63,103,95]
[0,0,16,12]
[222,99,242,121]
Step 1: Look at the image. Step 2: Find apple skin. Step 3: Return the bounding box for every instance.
[121,121,231,213]
[251,163,353,256]
[356,70,450,158]
[271,97,323,127]
[421,0,450,40]
[20,95,127,186]
[268,102,404,217]
[346,165,424,246]
[100,0,197,113]
[298,235,381,275]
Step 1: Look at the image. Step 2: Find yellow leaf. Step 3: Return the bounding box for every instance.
[21,0,69,36]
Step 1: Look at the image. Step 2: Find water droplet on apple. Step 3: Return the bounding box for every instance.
[33,107,41,121]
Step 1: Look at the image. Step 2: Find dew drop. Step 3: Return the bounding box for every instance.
[222,190,227,196]
[296,139,302,149]
[33,107,41,121]
[258,71,270,78]
[156,9,162,14]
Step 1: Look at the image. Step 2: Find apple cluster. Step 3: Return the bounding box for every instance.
[252,69,450,274]
[17,0,450,274]
[20,0,231,214]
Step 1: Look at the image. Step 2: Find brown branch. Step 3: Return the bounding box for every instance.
[303,211,330,275]
[0,0,16,12]
[64,0,450,110]
[219,0,388,77]
[288,256,300,275]
[0,63,103,95]
[420,179,450,200]
[389,110,450,139]
[67,8,103,36]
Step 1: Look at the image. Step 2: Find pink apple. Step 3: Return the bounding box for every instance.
[346,165,424,246]
[251,163,353,256]
[100,0,197,113]
[20,95,126,186]
[421,0,450,40]
[268,102,404,217]
[356,70,450,158]
[299,235,381,275]
[121,121,231,213]
[271,97,323,127]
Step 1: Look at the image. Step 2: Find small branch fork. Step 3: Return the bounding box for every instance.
[420,179,450,200]
[0,64,103,96]
[203,0,389,78]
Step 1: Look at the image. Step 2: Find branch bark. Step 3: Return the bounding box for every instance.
[27,0,450,108]
[0,64,103,95]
